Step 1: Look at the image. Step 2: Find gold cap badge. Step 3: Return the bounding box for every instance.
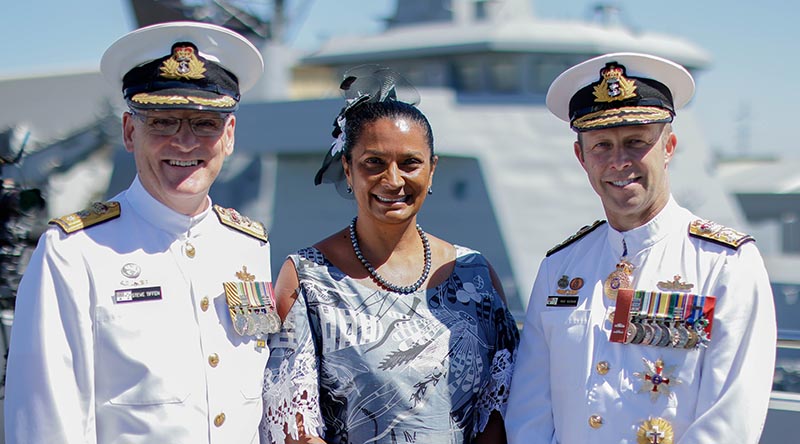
[160,44,206,80]
[593,64,637,103]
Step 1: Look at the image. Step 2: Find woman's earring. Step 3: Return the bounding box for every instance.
[427,187,433,195]
[347,185,353,194]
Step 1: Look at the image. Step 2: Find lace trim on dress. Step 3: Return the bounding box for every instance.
[473,348,515,436]
[262,296,325,442]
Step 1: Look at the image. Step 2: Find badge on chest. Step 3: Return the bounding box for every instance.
[114,286,163,303]
[546,274,586,307]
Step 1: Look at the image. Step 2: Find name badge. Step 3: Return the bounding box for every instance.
[546,296,579,307]
[114,286,163,303]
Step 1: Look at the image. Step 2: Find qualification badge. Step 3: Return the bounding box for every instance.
[637,417,674,444]
[634,357,680,402]
[223,266,281,349]
[657,275,694,292]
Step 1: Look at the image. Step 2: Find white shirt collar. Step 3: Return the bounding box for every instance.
[606,196,689,259]
[124,175,212,235]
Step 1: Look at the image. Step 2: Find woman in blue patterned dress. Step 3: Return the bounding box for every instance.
[261,66,519,444]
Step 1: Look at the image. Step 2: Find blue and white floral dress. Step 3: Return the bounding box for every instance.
[261,246,519,444]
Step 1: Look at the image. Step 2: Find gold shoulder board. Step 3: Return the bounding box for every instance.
[546,220,606,257]
[213,205,268,243]
[688,219,754,250]
[49,201,121,234]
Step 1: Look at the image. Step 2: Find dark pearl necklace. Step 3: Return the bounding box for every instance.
[349,216,432,294]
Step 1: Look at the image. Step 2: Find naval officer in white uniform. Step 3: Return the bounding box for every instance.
[5,22,277,443]
[505,53,776,443]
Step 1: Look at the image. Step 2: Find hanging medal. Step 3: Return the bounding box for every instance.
[224,266,281,345]
[624,293,643,344]
[683,293,700,348]
[632,291,651,344]
[640,292,656,345]
[604,238,634,300]
[655,293,673,347]
[691,295,711,348]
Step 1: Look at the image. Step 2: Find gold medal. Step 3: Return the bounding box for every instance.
[637,417,674,444]
[684,328,699,349]
[604,260,634,300]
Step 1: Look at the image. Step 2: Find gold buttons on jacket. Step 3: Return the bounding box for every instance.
[589,415,603,429]
[208,353,219,368]
[184,241,196,258]
[595,361,610,375]
[214,413,226,427]
[200,296,209,312]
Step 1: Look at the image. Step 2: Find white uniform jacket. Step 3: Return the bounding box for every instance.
[5,177,272,444]
[506,197,776,444]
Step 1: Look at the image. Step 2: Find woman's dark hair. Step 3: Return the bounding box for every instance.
[342,100,434,162]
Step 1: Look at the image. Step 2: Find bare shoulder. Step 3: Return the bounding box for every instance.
[425,232,455,264]
[424,233,456,289]
[274,258,300,321]
[314,227,351,264]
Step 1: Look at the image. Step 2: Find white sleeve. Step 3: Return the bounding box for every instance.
[679,243,777,443]
[505,259,558,444]
[261,290,324,443]
[4,230,97,443]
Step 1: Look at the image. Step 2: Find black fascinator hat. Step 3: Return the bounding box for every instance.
[314,65,420,198]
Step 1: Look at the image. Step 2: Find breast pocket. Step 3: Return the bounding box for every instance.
[540,309,591,347]
[95,309,195,406]
[540,309,592,396]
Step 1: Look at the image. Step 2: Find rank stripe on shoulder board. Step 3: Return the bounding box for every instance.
[49,201,121,234]
[213,205,268,242]
[688,219,754,250]
[546,220,607,257]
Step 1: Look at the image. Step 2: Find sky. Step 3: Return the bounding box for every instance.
[1,0,797,159]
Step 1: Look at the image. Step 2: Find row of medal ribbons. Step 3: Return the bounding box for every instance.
[610,289,716,349]
[223,280,281,337]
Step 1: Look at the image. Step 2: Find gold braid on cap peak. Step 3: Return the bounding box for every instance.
[188,96,237,107]
[131,93,237,108]
[573,107,672,130]
[131,93,190,105]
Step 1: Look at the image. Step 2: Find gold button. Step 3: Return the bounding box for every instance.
[214,412,225,427]
[208,353,219,368]
[589,415,603,429]
[595,361,610,375]
[200,297,209,312]
[184,242,196,258]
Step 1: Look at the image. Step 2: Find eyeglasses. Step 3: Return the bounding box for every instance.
[130,111,230,137]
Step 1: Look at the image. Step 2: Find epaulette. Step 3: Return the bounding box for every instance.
[49,201,121,234]
[688,219,754,250]
[213,205,268,243]
[546,220,606,257]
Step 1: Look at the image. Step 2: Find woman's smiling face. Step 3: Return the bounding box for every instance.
[343,116,437,225]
